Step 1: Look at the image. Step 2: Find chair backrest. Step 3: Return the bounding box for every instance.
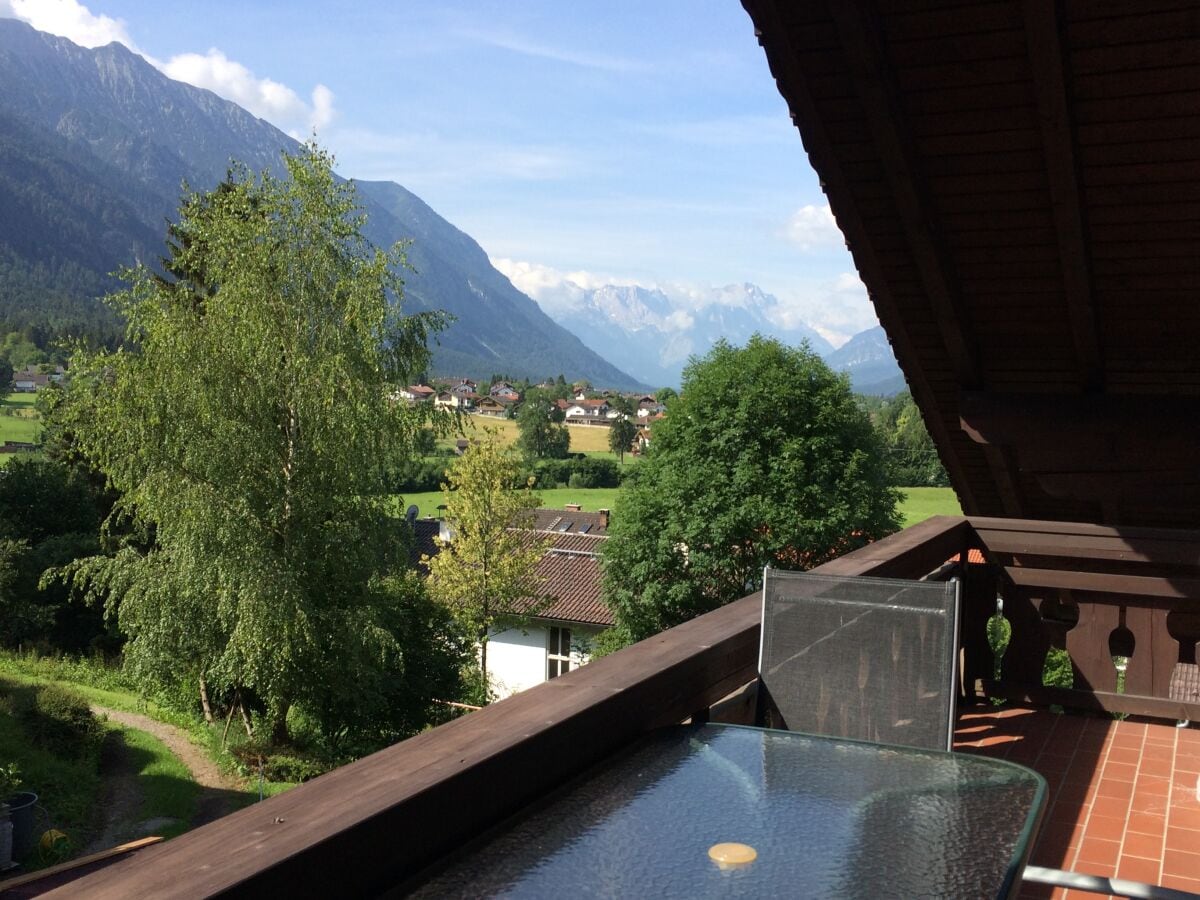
[757,568,961,751]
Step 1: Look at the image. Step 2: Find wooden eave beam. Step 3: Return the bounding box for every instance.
[1004,565,1200,601]
[1022,0,1103,394]
[740,0,981,514]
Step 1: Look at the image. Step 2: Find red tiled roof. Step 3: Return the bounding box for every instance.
[529,508,610,536]
[411,520,613,627]
[518,544,612,627]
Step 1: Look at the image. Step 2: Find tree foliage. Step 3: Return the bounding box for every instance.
[869,390,949,486]
[425,433,548,695]
[50,144,456,742]
[607,396,638,463]
[516,396,570,460]
[602,336,901,644]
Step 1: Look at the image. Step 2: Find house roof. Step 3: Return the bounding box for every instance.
[744,0,1200,530]
[410,517,613,627]
[516,536,613,627]
[529,508,610,535]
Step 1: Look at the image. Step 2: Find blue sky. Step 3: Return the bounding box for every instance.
[0,0,877,345]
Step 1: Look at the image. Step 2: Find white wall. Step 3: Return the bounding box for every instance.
[487,623,602,699]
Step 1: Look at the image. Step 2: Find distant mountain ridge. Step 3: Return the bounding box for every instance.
[824,326,905,395]
[0,18,645,389]
[526,279,834,389]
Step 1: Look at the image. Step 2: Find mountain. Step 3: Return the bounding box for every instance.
[0,19,644,388]
[527,280,833,389]
[824,326,906,395]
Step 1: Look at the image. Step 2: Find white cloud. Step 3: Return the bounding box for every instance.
[492,258,588,316]
[1,0,137,49]
[765,272,876,348]
[459,27,648,74]
[783,203,845,252]
[160,49,335,135]
[334,127,579,185]
[1,1,337,136]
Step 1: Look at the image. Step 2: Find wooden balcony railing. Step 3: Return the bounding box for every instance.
[44,512,1200,897]
[44,516,971,898]
[969,516,1200,723]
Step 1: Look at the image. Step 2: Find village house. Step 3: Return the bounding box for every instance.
[488,382,521,402]
[564,398,616,426]
[434,390,476,411]
[395,384,435,404]
[12,365,63,392]
[409,506,614,698]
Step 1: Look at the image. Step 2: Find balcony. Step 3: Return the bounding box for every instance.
[28,513,1200,897]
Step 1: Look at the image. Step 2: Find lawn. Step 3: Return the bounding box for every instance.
[897,486,961,527]
[399,487,622,518]
[0,392,42,444]
[399,485,960,526]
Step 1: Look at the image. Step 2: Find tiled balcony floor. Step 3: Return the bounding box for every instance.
[955,705,1200,899]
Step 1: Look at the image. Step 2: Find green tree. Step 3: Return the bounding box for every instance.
[516,396,570,460]
[425,433,549,694]
[601,336,901,644]
[607,396,637,463]
[51,144,451,743]
[655,386,678,405]
[873,391,949,487]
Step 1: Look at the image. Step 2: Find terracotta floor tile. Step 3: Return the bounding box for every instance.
[1101,761,1138,783]
[1092,794,1132,820]
[1135,774,1171,794]
[1164,848,1200,879]
[1161,874,1200,893]
[1095,778,1134,802]
[1082,814,1126,842]
[1126,811,1166,837]
[1117,854,1162,884]
[1164,827,1200,853]
[1167,806,1200,831]
[1104,747,1141,767]
[1121,829,1164,860]
[1075,838,1122,868]
[1140,757,1173,778]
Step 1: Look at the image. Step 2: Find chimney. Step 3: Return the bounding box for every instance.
[565,503,582,512]
[599,508,610,529]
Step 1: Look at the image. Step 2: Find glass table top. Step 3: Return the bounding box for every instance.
[403,723,1047,899]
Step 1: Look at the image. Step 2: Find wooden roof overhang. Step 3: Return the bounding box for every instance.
[742,0,1200,529]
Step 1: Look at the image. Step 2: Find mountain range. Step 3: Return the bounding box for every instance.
[0,19,645,389]
[523,279,834,389]
[522,275,904,394]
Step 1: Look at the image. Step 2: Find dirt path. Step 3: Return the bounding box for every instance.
[84,705,244,851]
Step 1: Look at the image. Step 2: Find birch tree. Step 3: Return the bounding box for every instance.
[425,433,548,694]
[53,145,452,742]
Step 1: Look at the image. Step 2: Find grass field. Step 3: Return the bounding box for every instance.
[400,485,961,528]
[897,486,961,527]
[0,392,42,444]
[446,414,617,453]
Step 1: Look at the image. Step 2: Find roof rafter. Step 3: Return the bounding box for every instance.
[1022,0,1103,393]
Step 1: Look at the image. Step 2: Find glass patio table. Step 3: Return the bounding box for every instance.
[403,723,1047,899]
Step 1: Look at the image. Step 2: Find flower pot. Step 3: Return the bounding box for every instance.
[6,792,37,860]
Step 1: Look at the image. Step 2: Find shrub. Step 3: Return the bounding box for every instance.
[20,684,103,760]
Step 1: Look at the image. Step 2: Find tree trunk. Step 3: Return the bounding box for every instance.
[480,635,488,701]
[198,675,214,725]
[238,696,254,738]
[270,702,291,745]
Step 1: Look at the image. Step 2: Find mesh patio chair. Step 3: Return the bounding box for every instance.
[756,568,962,751]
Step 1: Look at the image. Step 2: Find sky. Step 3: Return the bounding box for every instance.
[0,0,878,346]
